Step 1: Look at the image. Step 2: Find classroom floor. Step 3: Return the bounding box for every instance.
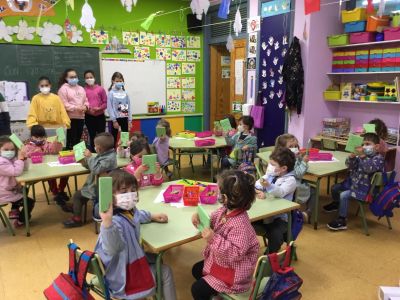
[0,156,399,300]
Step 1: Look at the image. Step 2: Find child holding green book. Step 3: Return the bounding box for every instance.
[152,119,172,177]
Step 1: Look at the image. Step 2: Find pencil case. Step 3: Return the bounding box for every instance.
[309,152,333,161]
[299,148,319,154]
[196,131,213,138]
[30,152,44,164]
[58,155,76,164]
[200,185,218,205]
[194,139,216,147]
[163,185,184,203]
[183,186,200,206]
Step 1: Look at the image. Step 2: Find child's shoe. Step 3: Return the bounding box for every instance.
[54,191,69,203]
[8,209,19,220]
[327,217,347,231]
[13,220,24,228]
[323,202,339,213]
[301,211,309,224]
[63,216,83,228]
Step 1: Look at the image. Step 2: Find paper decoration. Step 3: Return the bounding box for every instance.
[167,63,181,75]
[141,12,157,31]
[167,77,181,89]
[182,77,195,89]
[222,69,230,79]
[187,50,201,62]
[218,0,231,19]
[0,0,56,17]
[366,0,374,15]
[69,24,83,44]
[233,8,242,36]
[90,30,109,44]
[305,0,320,15]
[140,31,155,46]
[182,89,195,101]
[36,22,63,45]
[248,33,257,58]
[121,0,137,12]
[363,124,376,133]
[247,16,261,33]
[134,46,150,60]
[167,89,181,101]
[122,31,139,45]
[261,0,290,18]
[167,100,181,112]
[102,36,132,54]
[14,20,35,41]
[172,49,186,61]
[182,101,196,113]
[221,56,230,66]
[187,36,201,48]
[182,63,196,75]
[156,48,171,60]
[155,34,171,47]
[0,19,15,42]
[66,0,75,10]
[190,0,210,20]
[226,34,234,52]
[377,0,385,17]
[80,0,96,32]
[171,36,186,48]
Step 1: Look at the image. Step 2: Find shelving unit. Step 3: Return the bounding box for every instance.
[329,39,400,49]
[325,99,400,104]
[327,71,400,75]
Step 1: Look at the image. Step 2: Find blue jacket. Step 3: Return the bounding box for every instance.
[107,89,132,122]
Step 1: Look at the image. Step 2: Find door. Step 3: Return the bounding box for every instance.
[230,39,246,121]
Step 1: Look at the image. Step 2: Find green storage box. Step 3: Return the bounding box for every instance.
[324,91,341,100]
[327,34,349,47]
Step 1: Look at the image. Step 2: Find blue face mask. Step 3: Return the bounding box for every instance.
[115,82,125,89]
[1,150,15,160]
[363,145,375,156]
[68,78,79,86]
[31,139,45,146]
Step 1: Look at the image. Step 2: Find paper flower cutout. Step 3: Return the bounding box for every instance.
[190,0,210,20]
[233,8,242,36]
[226,34,234,52]
[80,0,96,32]
[37,22,63,45]
[70,25,83,44]
[0,19,15,42]
[14,20,35,41]
[120,0,138,12]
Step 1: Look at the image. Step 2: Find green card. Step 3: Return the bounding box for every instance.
[99,177,113,213]
[197,205,210,232]
[56,127,66,144]
[73,141,86,162]
[9,134,23,149]
[363,124,376,133]
[156,126,166,138]
[214,121,221,128]
[47,136,57,142]
[220,118,232,132]
[120,132,129,147]
[142,154,157,175]
[345,134,364,153]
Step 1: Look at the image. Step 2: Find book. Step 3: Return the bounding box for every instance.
[99,177,113,213]
[363,124,376,134]
[73,141,86,162]
[345,134,363,153]
[220,118,232,132]
[120,132,129,147]
[197,205,210,232]
[9,134,23,149]
[47,136,57,142]
[156,126,166,138]
[142,154,157,175]
[56,127,66,145]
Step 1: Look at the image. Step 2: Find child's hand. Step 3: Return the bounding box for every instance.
[349,153,357,159]
[260,178,270,188]
[155,162,162,176]
[113,121,120,130]
[18,149,26,160]
[100,204,113,228]
[303,155,309,163]
[256,189,266,199]
[202,228,214,242]
[242,145,249,151]
[84,149,92,158]
[151,213,168,223]
[80,105,87,112]
[192,213,200,228]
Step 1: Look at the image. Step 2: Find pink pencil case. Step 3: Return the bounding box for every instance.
[30,152,44,164]
[163,185,184,203]
[194,139,216,147]
[58,155,76,164]
[200,185,218,204]
[309,153,333,161]
[196,131,213,138]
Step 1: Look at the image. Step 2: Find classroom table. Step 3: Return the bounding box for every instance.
[257,151,349,230]
[169,136,228,181]
[16,155,130,237]
[137,181,300,300]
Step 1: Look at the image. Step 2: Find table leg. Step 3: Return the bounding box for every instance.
[287,211,292,243]
[172,149,177,177]
[23,185,30,237]
[210,150,214,182]
[313,178,321,230]
[155,251,165,300]
[74,175,78,192]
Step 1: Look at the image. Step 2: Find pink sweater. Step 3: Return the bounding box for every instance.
[0,157,24,203]
[124,162,163,188]
[23,140,63,158]
[84,84,107,116]
[58,83,89,119]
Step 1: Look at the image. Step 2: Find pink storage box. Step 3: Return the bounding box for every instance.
[58,155,76,164]
[194,138,216,147]
[213,129,223,136]
[350,32,375,44]
[309,152,334,161]
[163,185,184,203]
[384,27,400,41]
[30,152,44,164]
[196,131,213,138]
[200,185,218,204]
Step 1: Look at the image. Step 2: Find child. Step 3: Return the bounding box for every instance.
[63,132,117,228]
[107,72,132,145]
[191,170,259,300]
[325,133,384,231]
[83,70,107,152]
[117,131,147,159]
[368,118,388,155]
[58,69,89,150]
[0,136,34,227]
[254,148,296,254]
[23,125,70,210]
[153,119,172,177]
[95,169,176,300]
[26,76,71,129]
[124,139,164,187]
[224,114,238,137]
[221,116,257,169]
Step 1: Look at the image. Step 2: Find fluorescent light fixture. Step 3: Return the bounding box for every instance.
[362,0,394,4]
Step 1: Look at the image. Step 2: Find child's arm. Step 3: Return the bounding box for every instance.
[106,92,116,121]
[359,155,384,174]
[0,157,25,177]
[267,176,297,199]
[58,86,78,112]
[245,136,258,150]
[346,155,359,169]
[99,88,108,111]
[58,97,71,128]
[136,209,152,224]
[225,133,237,147]
[86,155,115,175]
[99,205,126,256]
[26,97,39,127]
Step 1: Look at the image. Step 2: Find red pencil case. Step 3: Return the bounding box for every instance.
[309,152,333,161]
[194,139,216,147]
[196,131,213,138]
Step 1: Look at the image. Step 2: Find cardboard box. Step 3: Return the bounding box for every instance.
[379,286,400,300]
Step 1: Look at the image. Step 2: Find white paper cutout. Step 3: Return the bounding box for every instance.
[261,42,267,50]
[377,0,385,17]
[269,91,275,99]
[0,19,15,42]
[70,25,83,44]
[233,8,242,36]
[121,0,137,12]
[226,34,234,52]
[14,20,35,41]
[36,22,63,45]
[80,0,96,32]
[190,0,210,20]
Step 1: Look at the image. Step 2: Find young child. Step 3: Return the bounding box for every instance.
[221,116,257,169]
[83,70,107,152]
[95,169,176,300]
[368,118,388,155]
[254,148,296,254]
[0,136,34,227]
[26,76,71,129]
[117,131,147,159]
[224,114,238,137]
[107,72,132,145]
[58,69,89,150]
[325,133,384,231]
[63,132,117,228]
[124,139,164,188]
[153,119,172,177]
[23,125,70,210]
[191,170,259,300]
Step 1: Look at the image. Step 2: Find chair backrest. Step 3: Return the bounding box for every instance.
[321,138,338,151]
[259,146,275,153]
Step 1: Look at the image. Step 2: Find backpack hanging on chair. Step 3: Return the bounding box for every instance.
[237,149,257,175]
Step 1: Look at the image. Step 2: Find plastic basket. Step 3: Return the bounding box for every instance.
[366,15,390,32]
[163,185,184,203]
[341,8,366,23]
[327,34,349,47]
[31,152,44,164]
[183,186,200,206]
[59,150,74,157]
[344,21,366,33]
[58,155,76,164]
[194,139,216,147]
[309,152,333,161]
[200,185,218,205]
[177,131,196,139]
[196,131,213,138]
[323,91,341,100]
[384,27,400,41]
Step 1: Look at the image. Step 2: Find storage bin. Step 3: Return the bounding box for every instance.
[194,138,215,147]
[58,155,75,164]
[323,91,341,100]
[183,186,200,206]
[342,8,366,23]
[196,131,213,138]
[327,34,349,47]
[350,32,375,44]
[366,15,390,32]
[344,21,366,33]
[176,131,195,139]
[163,184,184,203]
[31,152,44,164]
[384,27,400,41]
[309,152,333,161]
[59,150,74,157]
[200,185,218,204]
[392,15,400,27]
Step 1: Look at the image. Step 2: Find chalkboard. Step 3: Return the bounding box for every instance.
[0,44,100,98]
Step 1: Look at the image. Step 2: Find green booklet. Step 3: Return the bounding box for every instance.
[142,154,157,174]
[73,141,86,162]
[99,177,113,213]
[120,132,129,147]
[363,124,376,133]
[47,136,57,142]
[197,205,210,232]
[9,134,23,149]
[220,118,232,132]
[156,126,166,138]
[345,134,363,153]
[56,127,66,145]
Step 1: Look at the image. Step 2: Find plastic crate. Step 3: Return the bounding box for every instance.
[200,185,218,205]
[177,131,196,139]
[344,21,366,33]
[58,155,76,164]
[31,152,44,164]
[194,139,215,147]
[341,8,366,23]
[183,186,200,206]
[327,34,349,47]
[196,131,213,138]
[384,27,400,41]
[163,185,184,203]
[350,32,375,44]
[59,150,74,157]
[323,91,341,100]
[309,152,333,161]
[366,15,390,32]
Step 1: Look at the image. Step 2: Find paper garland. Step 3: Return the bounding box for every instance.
[14,20,35,41]
[122,31,139,45]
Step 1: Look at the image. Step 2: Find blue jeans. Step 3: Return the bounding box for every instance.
[331,183,351,218]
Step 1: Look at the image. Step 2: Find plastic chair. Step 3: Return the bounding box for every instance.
[0,204,15,236]
[258,146,275,153]
[321,138,338,194]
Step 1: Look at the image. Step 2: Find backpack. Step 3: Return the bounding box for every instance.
[237,149,256,175]
[369,171,400,219]
[291,210,303,241]
[261,245,303,300]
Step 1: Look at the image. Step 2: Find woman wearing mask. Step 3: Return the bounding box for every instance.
[83,70,107,152]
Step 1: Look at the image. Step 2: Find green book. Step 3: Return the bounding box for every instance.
[363,124,376,134]
[214,121,221,128]
[120,132,129,147]
[99,177,113,213]
[220,118,232,132]
[56,127,66,145]
[9,134,23,149]
[197,205,210,232]
[73,141,86,162]
[345,134,364,153]
[47,136,57,142]
[142,154,157,175]
[156,126,166,138]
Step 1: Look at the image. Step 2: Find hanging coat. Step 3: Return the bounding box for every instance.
[0,94,11,136]
[282,36,304,115]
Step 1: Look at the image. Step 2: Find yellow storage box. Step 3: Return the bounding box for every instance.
[324,91,341,101]
[341,8,366,23]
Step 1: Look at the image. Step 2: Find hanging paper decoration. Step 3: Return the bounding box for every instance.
[0,18,15,42]
[64,19,73,41]
[226,34,234,52]
[233,8,242,36]
[141,13,157,31]
[218,0,231,19]
[80,0,96,32]
[190,0,210,21]
[66,0,75,11]
[377,0,385,18]
[70,25,83,44]
[304,0,320,15]
[366,0,374,15]
[90,29,109,44]
[120,0,137,12]
[36,21,63,45]
[14,20,35,41]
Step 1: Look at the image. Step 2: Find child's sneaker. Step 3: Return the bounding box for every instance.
[8,209,19,220]
[323,202,339,213]
[63,216,83,228]
[327,217,347,231]
[301,211,309,224]
[13,220,24,228]
[54,192,69,204]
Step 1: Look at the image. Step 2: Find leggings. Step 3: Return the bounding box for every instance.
[11,197,35,223]
[110,117,129,147]
[191,261,218,300]
[66,119,85,150]
[85,113,106,152]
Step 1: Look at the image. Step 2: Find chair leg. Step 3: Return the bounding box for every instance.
[0,210,6,227]
[0,207,15,236]
[355,206,360,216]
[32,183,36,201]
[292,244,298,261]
[82,202,88,224]
[41,181,50,205]
[66,182,72,198]
[94,221,99,234]
[326,176,330,195]
[262,236,267,248]
[386,216,393,230]
[358,202,369,236]
[189,155,195,174]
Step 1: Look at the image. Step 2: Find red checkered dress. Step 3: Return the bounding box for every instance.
[202,207,260,293]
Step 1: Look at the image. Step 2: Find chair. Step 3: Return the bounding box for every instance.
[258,146,275,153]
[149,144,180,180]
[257,146,274,175]
[0,204,15,236]
[219,243,294,300]
[177,148,207,174]
[321,138,338,194]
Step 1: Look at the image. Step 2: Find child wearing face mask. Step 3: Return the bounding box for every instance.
[95,169,177,300]
[107,72,132,146]
[58,69,89,150]
[26,76,71,129]
[152,119,173,177]
[117,131,147,159]
[0,136,35,227]
[325,133,384,231]
[191,170,259,300]
[83,70,107,152]
[254,148,297,254]
[124,138,164,187]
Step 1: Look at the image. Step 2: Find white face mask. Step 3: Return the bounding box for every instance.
[290,147,299,154]
[237,125,244,132]
[1,150,15,160]
[115,192,138,210]
[266,163,277,176]
[85,78,95,86]
[40,87,51,94]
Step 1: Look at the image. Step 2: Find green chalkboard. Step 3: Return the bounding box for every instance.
[0,44,100,98]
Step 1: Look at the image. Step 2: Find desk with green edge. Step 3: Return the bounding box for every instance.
[257,151,349,230]
[169,136,227,181]
[137,181,300,300]
[16,155,130,237]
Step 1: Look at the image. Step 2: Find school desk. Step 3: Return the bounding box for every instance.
[16,155,130,237]
[257,151,349,230]
[169,136,227,181]
[137,181,300,300]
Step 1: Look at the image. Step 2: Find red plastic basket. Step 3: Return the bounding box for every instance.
[58,155,76,164]
[30,152,44,164]
[183,186,200,206]
[196,131,213,138]
[163,185,184,203]
[299,148,319,155]
[200,185,218,204]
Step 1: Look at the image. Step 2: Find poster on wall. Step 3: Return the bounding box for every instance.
[261,0,291,18]
[247,16,261,33]
[248,33,257,58]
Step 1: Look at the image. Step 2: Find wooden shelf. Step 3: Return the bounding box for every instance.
[329,39,400,49]
[326,99,400,104]
[327,71,400,75]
